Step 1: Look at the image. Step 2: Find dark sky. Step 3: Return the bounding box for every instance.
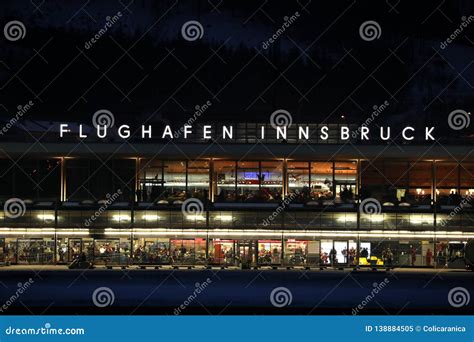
[0,0,473,137]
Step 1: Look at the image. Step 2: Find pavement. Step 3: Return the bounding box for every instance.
[0,266,472,315]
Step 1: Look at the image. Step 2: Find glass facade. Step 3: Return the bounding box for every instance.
[0,157,473,268]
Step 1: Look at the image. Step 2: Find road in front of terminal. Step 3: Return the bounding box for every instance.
[0,266,472,314]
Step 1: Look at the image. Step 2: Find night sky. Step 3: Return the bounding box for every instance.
[0,0,473,137]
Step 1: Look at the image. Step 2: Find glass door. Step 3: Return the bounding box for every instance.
[67,238,82,262]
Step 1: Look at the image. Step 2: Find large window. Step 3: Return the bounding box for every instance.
[310,162,333,200]
[334,161,356,202]
[187,160,209,200]
[287,161,310,202]
[163,161,186,203]
[0,159,61,201]
[360,161,432,205]
[139,159,209,203]
[214,161,236,202]
[66,159,134,202]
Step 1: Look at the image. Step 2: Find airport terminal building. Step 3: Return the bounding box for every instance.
[0,122,473,268]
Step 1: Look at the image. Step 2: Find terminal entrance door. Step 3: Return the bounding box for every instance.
[68,238,82,262]
[237,240,256,266]
[321,240,357,266]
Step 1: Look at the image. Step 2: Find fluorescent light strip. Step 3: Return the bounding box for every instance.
[0,228,473,240]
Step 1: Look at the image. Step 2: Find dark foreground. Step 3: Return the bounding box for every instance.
[0,267,473,315]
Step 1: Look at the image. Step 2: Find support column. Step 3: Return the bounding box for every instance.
[282,159,288,199]
[209,159,214,203]
[60,157,66,202]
